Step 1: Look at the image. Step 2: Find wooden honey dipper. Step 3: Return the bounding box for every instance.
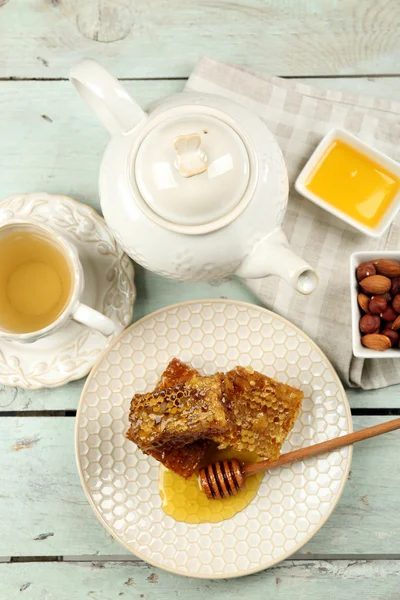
[199,417,400,499]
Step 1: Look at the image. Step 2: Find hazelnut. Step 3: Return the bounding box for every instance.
[380,306,398,322]
[369,296,387,315]
[382,328,399,347]
[393,294,400,313]
[356,262,376,281]
[391,277,400,296]
[359,314,380,334]
[381,292,393,302]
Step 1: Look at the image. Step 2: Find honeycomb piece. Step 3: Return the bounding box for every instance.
[127,359,211,478]
[127,374,228,451]
[142,438,210,479]
[214,366,303,459]
[157,357,199,389]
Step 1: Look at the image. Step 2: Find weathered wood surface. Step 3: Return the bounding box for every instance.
[1,416,399,558]
[0,269,262,411]
[2,560,400,599]
[1,78,400,211]
[348,386,400,410]
[0,81,181,208]
[1,0,399,78]
[1,380,397,412]
[0,78,399,411]
[0,265,399,411]
[2,1,400,593]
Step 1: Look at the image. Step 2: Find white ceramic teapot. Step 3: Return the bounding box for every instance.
[70,59,318,294]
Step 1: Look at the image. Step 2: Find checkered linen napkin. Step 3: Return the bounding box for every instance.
[186,57,400,390]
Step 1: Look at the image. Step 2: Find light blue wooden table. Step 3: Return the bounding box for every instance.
[1,1,400,598]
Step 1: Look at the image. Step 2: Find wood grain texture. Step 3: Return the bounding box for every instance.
[2,560,400,599]
[0,264,398,411]
[0,0,399,78]
[1,416,399,557]
[1,380,398,412]
[0,268,262,411]
[349,386,400,410]
[0,78,399,410]
[0,81,182,208]
[1,1,400,593]
[0,78,399,211]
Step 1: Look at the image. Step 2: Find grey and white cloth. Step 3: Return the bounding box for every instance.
[187,57,400,389]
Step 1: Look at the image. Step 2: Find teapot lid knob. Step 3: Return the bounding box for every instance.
[134,111,252,234]
[173,133,208,178]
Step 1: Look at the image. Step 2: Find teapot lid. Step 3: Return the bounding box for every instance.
[133,112,251,234]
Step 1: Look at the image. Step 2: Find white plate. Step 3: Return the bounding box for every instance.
[76,300,352,579]
[0,193,135,389]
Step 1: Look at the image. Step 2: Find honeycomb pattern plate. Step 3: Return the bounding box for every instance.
[76,300,352,579]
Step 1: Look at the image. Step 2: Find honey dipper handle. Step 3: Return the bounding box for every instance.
[243,417,400,478]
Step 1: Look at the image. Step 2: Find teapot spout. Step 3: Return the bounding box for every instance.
[235,229,318,295]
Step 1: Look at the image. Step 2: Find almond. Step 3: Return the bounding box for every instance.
[360,275,391,295]
[391,315,400,331]
[373,259,400,278]
[361,334,391,351]
[357,293,370,313]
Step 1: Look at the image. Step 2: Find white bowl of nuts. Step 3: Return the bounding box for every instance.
[351,251,400,358]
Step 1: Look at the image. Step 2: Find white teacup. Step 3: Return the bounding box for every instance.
[0,220,115,343]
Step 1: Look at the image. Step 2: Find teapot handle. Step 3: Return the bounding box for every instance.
[69,58,146,135]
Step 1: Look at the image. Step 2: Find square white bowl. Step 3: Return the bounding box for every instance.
[351,251,400,358]
[295,128,400,237]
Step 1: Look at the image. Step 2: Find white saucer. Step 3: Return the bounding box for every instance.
[0,193,136,389]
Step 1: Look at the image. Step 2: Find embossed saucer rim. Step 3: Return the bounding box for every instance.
[76,299,352,580]
[0,193,136,389]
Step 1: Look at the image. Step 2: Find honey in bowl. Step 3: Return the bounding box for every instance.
[159,448,264,524]
[305,139,400,229]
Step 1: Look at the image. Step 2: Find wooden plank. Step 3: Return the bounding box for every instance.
[0,270,262,411]
[0,261,398,411]
[1,77,399,212]
[0,265,399,411]
[347,386,400,410]
[0,416,399,558]
[1,560,400,599]
[0,0,399,78]
[2,371,398,412]
[0,81,182,210]
[0,77,400,410]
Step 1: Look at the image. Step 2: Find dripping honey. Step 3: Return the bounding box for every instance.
[159,447,263,524]
[305,139,400,229]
